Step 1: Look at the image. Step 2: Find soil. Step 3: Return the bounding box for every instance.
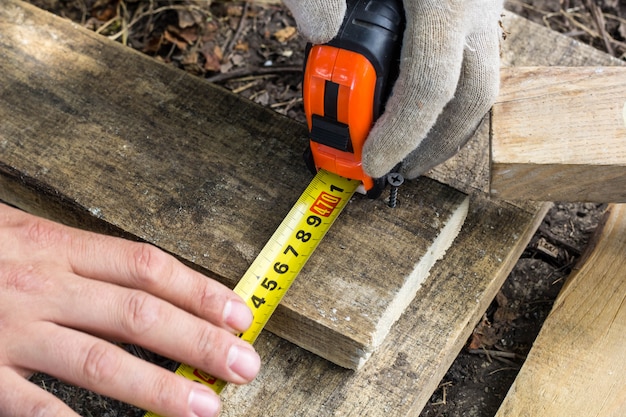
[22,0,624,416]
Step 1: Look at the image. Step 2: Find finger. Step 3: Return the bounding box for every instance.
[58,225,252,333]
[0,367,80,417]
[5,205,252,332]
[11,323,224,417]
[3,204,248,332]
[48,274,259,384]
[362,0,467,178]
[401,24,502,179]
[283,0,346,43]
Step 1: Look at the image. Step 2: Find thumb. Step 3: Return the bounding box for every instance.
[283,0,346,44]
[362,1,466,178]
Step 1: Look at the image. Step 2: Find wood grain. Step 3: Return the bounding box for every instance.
[491,66,626,202]
[495,204,626,417]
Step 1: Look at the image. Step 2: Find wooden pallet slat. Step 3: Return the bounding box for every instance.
[495,204,626,417]
[491,66,626,202]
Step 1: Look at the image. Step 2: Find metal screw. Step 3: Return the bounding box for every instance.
[387,173,404,208]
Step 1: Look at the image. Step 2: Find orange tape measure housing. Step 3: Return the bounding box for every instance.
[303,45,378,191]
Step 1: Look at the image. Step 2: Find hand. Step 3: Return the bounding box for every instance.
[284,0,503,179]
[0,203,260,417]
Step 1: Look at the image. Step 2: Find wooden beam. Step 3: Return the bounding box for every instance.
[495,203,626,417]
[490,66,626,202]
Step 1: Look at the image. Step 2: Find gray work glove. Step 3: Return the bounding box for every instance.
[283,0,504,179]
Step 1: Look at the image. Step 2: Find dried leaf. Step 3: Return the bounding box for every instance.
[201,43,223,72]
[202,20,219,38]
[493,291,518,329]
[177,8,204,29]
[226,5,243,17]
[495,290,508,308]
[178,27,199,44]
[468,315,499,350]
[231,54,245,67]
[234,41,249,52]
[142,34,164,54]
[220,61,233,73]
[181,50,199,66]
[213,45,223,61]
[254,91,270,106]
[91,0,118,21]
[163,29,188,51]
[274,26,297,43]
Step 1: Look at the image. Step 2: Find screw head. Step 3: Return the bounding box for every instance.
[386,173,404,187]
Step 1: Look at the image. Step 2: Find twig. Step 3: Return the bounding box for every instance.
[270,97,303,109]
[222,2,250,61]
[232,79,262,94]
[537,224,582,256]
[583,0,614,56]
[430,381,453,406]
[468,348,525,360]
[226,74,279,83]
[104,4,210,42]
[206,65,302,83]
[488,366,520,375]
[505,0,551,16]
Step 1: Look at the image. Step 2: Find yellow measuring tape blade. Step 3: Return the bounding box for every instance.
[145,169,359,417]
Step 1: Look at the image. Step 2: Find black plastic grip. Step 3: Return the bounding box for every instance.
[327,0,405,119]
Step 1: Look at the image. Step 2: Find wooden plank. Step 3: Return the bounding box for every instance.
[221,197,548,417]
[490,66,626,202]
[0,0,468,370]
[495,203,626,417]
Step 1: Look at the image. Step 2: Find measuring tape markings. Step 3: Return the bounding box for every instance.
[145,170,359,417]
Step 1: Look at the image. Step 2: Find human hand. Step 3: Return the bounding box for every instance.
[0,203,259,417]
[284,0,503,179]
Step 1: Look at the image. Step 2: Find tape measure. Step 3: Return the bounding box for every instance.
[144,169,359,417]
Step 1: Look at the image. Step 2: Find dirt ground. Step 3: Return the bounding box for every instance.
[22,0,625,416]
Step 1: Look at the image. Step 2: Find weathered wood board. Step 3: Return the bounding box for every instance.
[491,66,626,202]
[495,204,626,417]
[0,0,469,370]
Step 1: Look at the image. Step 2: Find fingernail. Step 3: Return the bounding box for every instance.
[223,299,253,332]
[227,344,261,382]
[189,386,220,417]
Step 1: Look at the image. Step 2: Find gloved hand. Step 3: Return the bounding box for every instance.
[284,0,503,179]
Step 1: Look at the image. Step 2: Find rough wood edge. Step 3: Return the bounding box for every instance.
[495,204,626,417]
